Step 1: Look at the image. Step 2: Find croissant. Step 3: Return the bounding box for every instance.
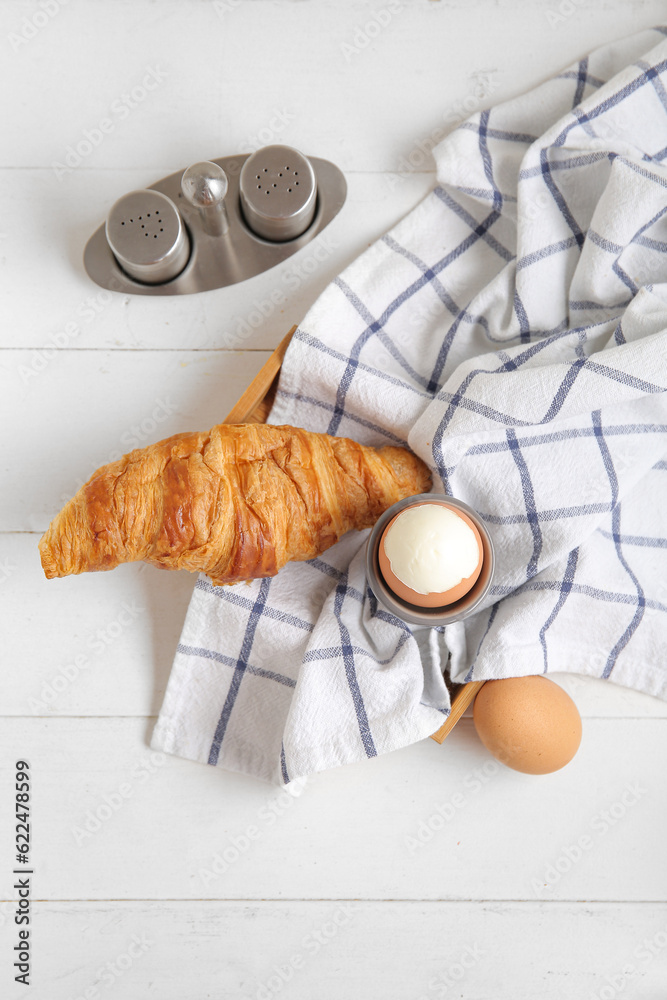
[39,422,431,586]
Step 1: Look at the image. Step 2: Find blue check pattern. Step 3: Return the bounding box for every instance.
[152,27,667,785]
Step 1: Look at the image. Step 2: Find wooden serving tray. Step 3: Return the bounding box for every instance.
[223,326,484,744]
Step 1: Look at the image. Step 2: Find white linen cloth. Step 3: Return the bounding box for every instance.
[152,27,667,786]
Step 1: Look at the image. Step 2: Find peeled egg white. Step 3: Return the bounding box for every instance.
[378,503,483,608]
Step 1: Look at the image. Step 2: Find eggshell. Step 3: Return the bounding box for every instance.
[378,503,483,608]
[472,676,582,774]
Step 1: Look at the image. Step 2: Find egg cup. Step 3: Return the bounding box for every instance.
[365,494,495,627]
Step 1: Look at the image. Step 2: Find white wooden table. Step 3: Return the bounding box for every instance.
[2,2,667,996]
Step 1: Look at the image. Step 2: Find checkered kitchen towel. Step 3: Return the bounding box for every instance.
[152,27,667,786]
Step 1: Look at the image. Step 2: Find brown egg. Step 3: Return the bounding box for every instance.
[378,503,483,608]
[473,676,582,774]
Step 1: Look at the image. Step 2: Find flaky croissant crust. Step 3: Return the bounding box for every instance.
[39,423,431,586]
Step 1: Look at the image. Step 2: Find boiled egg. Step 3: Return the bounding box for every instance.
[378,502,483,608]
